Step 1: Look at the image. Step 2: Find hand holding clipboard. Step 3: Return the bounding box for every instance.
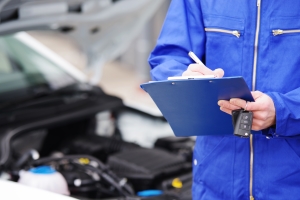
[141,76,254,137]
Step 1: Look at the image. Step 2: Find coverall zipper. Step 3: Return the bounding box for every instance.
[204,28,241,38]
[250,0,261,200]
[272,29,300,36]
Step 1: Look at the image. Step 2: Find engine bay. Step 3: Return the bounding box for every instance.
[0,106,194,200]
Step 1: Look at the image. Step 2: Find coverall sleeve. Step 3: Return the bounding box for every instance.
[263,90,300,137]
[148,0,206,81]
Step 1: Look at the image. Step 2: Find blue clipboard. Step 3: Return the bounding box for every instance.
[140,76,254,137]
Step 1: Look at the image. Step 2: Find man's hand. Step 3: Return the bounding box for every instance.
[218,91,276,131]
[182,63,224,78]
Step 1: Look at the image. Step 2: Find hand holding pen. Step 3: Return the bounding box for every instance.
[182,51,224,78]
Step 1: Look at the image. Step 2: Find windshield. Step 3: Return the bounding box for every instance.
[0,34,77,102]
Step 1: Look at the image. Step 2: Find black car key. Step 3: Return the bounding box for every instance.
[232,109,242,129]
[232,109,253,138]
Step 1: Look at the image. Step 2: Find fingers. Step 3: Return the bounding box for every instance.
[218,101,263,131]
[252,118,268,131]
[229,99,249,110]
[251,91,263,100]
[230,98,267,111]
[218,103,268,131]
[182,70,204,76]
[187,64,215,75]
[213,68,225,78]
[218,100,241,110]
[229,91,264,110]
[184,64,225,78]
[218,100,266,118]
[252,109,274,121]
[219,106,232,115]
[230,99,259,111]
[218,91,276,131]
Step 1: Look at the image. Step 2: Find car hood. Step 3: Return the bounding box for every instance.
[0,0,164,71]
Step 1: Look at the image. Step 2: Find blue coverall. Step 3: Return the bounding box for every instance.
[149,0,300,199]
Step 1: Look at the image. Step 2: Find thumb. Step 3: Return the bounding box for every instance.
[213,68,224,78]
[251,91,263,100]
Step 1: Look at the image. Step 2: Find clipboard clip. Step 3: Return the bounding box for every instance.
[232,109,253,138]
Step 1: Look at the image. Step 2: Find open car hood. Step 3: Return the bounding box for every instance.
[0,0,164,72]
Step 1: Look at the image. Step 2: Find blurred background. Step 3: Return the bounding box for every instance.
[0,1,195,199]
[29,0,170,116]
[23,0,174,147]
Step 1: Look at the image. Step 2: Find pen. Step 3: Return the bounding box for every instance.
[188,51,218,78]
[188,51,204,65]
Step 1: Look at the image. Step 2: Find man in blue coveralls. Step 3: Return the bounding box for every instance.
[148,0,300,199]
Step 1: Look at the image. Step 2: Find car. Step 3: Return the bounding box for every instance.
[0,0,194,199]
